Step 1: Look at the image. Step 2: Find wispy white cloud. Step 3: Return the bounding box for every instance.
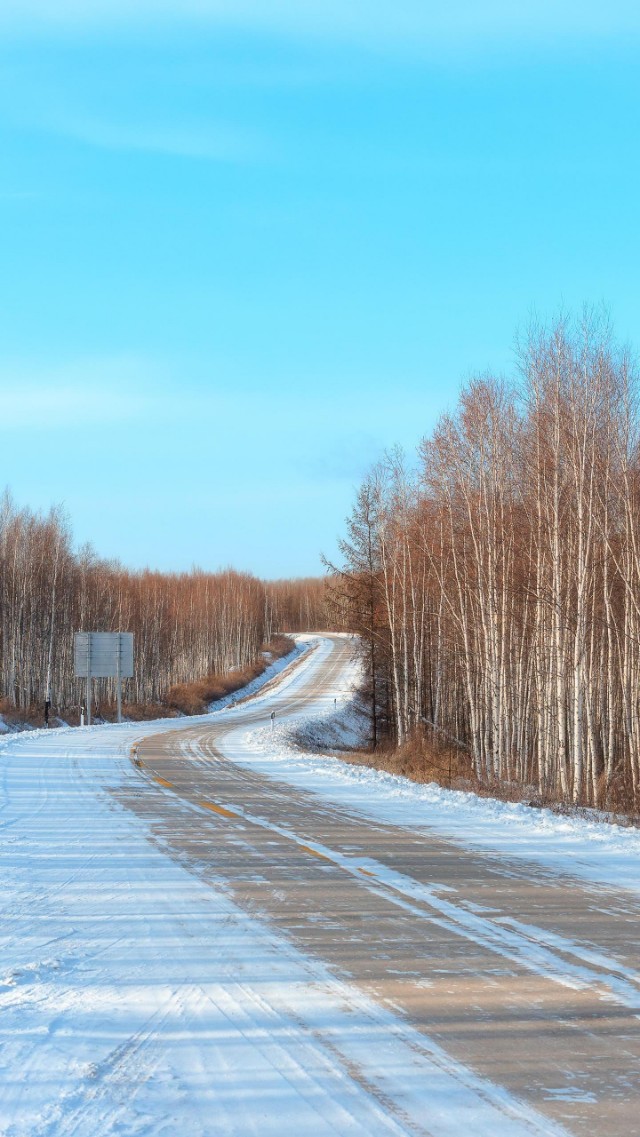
[0,61,263,161]
[0,356,160,429]
[1,0,640,51]
[0,191,40,201]
[40,112,261,161]
[0,356,283,432]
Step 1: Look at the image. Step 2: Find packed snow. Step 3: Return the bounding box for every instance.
[0,634,637,1134]
[231,636,640,899]
[205,637,313,713]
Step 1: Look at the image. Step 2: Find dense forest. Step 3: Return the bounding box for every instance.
[335,312,640,811]
[0,493,328,721]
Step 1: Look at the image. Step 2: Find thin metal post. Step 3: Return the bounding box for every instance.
[116,633,122,724]
[86,634,92,726]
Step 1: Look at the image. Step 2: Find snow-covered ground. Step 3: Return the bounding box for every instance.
[0,637,310,735]
[205,636,313,713]
[4,731,566,1136]
[225,640,640,899]
[0,634,636,1135]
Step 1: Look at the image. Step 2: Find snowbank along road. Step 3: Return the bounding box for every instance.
[0,634,639,1136]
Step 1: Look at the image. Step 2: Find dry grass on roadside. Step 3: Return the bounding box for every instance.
[345,731,554,806]
[346,731,473,788]
[0,698,51,730]
[165,664,265,716]
[341,726,544,805]
[165,635,296,716]
[0,636,297,727]
[339,727,640,826]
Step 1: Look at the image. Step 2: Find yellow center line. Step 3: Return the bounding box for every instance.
[135,761,364,878]
[197,806,331,865]
[299,844,332,861]
[200,801,239,818]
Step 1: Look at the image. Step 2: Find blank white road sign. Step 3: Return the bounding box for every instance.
[74,632,134,679]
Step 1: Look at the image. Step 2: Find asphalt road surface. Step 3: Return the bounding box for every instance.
[122,636,640,1137]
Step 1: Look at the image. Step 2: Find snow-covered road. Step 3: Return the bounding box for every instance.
[0,635,638,1136]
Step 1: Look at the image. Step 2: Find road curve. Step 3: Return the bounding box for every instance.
[123,635,640,1137]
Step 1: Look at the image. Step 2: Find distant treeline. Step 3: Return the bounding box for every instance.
[334,311,640,812]
[0,492,329,719]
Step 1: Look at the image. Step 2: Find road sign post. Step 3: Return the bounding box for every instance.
[86,635,91,726]
[116,644,122,725]
[74,632,134,725]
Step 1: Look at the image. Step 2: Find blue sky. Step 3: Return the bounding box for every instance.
[2,2,640,577]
